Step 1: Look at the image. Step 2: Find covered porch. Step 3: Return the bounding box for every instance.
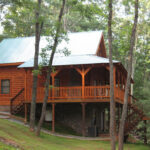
[24,64,130,104]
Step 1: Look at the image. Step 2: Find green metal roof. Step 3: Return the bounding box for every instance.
[0,31,103,64]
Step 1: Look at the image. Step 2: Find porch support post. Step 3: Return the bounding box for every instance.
[51,74,55,99]
[82,69,85,99]
[113,66,116,98]
[51,70,61,99]
[52,103,55,133]
[24,69,27,101]
[122,73,124,90]
[118,71,120,89]
[124,74,126,90]
[144,120,147,144]
[75,67,92,99]
[24,103,27,123]
[81,103,86,136]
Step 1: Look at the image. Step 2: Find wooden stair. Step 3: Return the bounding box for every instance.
[124,103,145,135]
[0,111,10,119]
[10,88,25,115]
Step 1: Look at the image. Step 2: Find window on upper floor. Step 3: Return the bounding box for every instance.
[1,79,10,94]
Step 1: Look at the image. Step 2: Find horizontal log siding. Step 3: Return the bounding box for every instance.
[0,66,25,105]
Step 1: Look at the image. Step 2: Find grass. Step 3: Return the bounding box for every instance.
[42,122,81,136]
[0,142,17,150]
[23,113,80,136]
[0,119,149,150]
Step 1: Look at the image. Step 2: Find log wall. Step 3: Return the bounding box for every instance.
[0,66,25,106]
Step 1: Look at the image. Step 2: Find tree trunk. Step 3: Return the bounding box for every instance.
[131,33,138,96]
[108,0,116,150]
[36,0,66,136]
[30,0,42,131]
[118,0,139,150]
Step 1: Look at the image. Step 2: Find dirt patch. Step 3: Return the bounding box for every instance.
[0,136,24,150]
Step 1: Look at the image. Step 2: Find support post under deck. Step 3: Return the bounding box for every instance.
[81,103,86,136]
[24,103,27,124]
[52,103,55,133]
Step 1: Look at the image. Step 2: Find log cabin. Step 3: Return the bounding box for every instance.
[0,31,148,137]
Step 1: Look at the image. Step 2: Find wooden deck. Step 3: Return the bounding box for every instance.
[25,85,130,103]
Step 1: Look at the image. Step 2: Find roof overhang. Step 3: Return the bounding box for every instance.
[18,55,119,68]
[0,62,23,67]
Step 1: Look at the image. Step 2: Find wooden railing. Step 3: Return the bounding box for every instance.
[10,88,25,114]
[26,85,126,102]
[84,86,110,98]
[53,86,82,99]
[115,87,131,103]
[115,87,124,101]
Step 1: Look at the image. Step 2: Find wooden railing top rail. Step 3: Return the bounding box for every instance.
[85,85,110,88]
[36,85,110,89]
[52,86,82,89]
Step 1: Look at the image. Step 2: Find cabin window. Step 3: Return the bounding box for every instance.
[1,79,10,94]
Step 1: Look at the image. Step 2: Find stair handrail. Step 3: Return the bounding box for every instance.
[125,95,146,134]
[10,88,25,114]
[128,94,145,114]
[128,94,139,104]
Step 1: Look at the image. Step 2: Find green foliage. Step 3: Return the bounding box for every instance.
[0,34,9,41]
[49,85,53,89]
[1,0,36,37]
[111,0,150,142]
[52,67,55,73]
[40,31,70,66]
[32,69,41,76]
[1,0,107,37]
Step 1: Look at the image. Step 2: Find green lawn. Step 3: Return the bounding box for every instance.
[0,119,149,150]
[41,121,81,136]
[0,142,17,150]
